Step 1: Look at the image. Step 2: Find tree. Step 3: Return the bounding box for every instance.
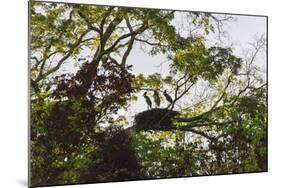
[30,1,267,186]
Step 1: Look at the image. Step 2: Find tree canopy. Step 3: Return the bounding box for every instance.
[30,1,267,187]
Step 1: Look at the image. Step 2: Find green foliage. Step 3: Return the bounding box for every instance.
[132,131,210,177]
[30,1,267,186]
[200,86,267,173]
[133,73,166,91]
[172,41,242,82]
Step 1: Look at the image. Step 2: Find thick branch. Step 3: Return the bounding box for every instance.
[100,7,115,33]
[120,18,136,67]
[101,17,123,50]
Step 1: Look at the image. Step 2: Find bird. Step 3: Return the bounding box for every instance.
[163,90,173,104]
[143,92,152,110]
[153,90,161,107]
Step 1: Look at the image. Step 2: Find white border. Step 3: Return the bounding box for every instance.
[0,0,279,188]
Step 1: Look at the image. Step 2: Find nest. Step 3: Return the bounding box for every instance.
[134,108,179,131]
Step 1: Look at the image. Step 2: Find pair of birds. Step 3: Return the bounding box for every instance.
[143,90,173,109]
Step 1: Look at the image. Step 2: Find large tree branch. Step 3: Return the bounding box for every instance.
[120,18,136,67]
[88,14,124,64]
[101,17,124,50]
[100,7,115,33]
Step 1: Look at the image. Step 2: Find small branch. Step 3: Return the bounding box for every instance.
[179,120,232,129]
[34,29,91,83]
[176,106,220,123]
[31,56,42,70]
[211,76,231,111]
[171,82,195,110]
[135,38,165,46]
[32,51,57,78]
[177,127,216,141]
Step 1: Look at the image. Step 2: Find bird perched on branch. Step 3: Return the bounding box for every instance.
[153,90,161,107]
[163,90,173,104]
[143,92,152,109]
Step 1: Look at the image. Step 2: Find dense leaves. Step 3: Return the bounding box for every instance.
[172,43,242,82]
[30,1,267,187]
